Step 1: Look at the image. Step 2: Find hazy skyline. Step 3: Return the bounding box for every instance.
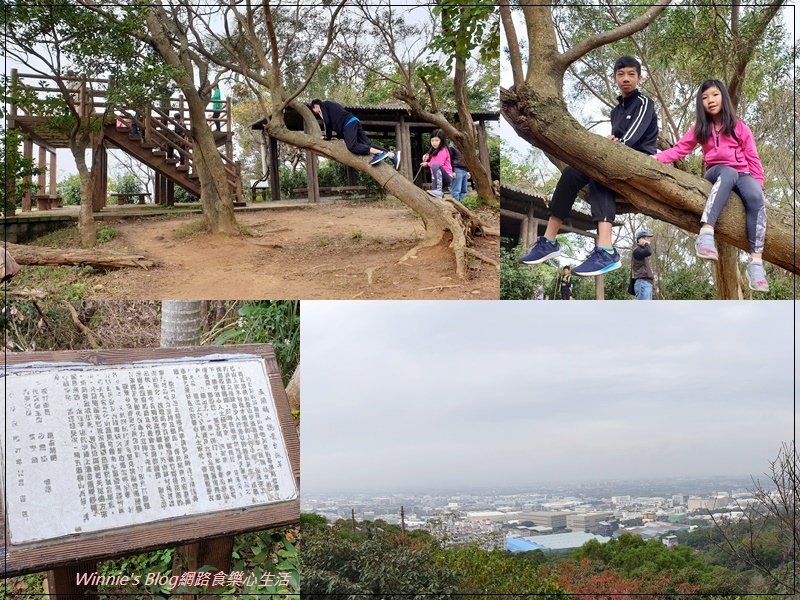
[302,301,794,494]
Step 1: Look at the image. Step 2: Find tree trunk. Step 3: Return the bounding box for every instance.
[7,243,156,269]
[143,9,239,236]
[500,86,798,275]
[160,301,233,599]
[184,91,239,234]
[713,241,743,300]
[160,300,203,347]
[72,142,97,248]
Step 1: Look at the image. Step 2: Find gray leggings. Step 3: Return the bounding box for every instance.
[703,165,766,254]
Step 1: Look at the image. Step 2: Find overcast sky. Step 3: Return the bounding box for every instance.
[301,301,795,494]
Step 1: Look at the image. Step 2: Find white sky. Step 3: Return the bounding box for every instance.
[301,300,795,494]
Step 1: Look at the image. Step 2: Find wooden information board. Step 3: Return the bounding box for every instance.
[1,345,300,576]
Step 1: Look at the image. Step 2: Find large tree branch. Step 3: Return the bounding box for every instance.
[501,85,798,274]
[556,0,672,74]
[499,0,523,89]
[727,0,785,108]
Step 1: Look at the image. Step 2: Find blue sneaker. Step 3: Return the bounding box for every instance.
[369,151,389,165]
[391,150,401,169]
[573,247,621,276]
[519,237,561,265]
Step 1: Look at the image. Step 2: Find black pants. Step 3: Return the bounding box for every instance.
[549,166,615,224]
[343,122,386,155]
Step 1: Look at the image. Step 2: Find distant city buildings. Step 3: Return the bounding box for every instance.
[302,480,759,551]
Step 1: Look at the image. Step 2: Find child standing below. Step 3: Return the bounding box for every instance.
[520,56,658,276]
[421,131,455,198]
[653,79,768,292]
[448,142,469,202]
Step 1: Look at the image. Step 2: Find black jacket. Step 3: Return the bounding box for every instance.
[449,144,467,170]
[632,243,654,281]
[317,101,355,140]
[611,89,658,155]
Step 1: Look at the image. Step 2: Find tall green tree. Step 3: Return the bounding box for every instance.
[1,127,44,214]
[3,0,163,246]
[351,0,500,204]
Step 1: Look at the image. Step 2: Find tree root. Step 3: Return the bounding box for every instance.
[444,198,499,237]
[464,248,500,270]
[60,301,101,349]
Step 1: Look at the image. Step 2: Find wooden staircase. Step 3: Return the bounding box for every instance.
[103,122,201,197]
[8,70,243,211]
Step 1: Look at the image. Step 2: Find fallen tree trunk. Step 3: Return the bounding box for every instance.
[7,243,157,269]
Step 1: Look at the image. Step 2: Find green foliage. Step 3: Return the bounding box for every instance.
[500,244,541,300]
[57,174,82,206]
[1,127,44,212]
[302,519,459,600]
[212,301,300,386]
[279,166,307,198]
[172,219,207,239]
[431,0,499,70]
[110,173,144,200]
[433,544,566,596]
[173,186,199,204]
[317,160,348,188]
[662,265,716,300]
[567,533,742,594]
[96,226,117,244]
[462,196,479,210]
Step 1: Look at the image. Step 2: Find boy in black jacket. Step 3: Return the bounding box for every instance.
[311,99,400,169]
[520,56,658,277]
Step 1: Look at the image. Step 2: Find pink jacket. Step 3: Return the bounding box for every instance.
[656,119,764,186]
[427,148,453,176]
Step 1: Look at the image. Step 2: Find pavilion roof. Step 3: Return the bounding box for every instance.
[251,103,499,133]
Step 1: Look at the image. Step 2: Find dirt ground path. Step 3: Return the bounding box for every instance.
[91,202,499,300]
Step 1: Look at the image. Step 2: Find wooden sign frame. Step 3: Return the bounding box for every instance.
[1,344,300,577]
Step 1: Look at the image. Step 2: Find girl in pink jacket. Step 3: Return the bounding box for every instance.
[421,131,454,199]
[654,79,768,292]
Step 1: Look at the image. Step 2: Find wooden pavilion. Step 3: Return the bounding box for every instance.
[251,104,499,202]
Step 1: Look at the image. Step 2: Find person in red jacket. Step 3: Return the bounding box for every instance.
[654,79,768,292]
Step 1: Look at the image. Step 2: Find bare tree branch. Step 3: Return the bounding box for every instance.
[556,0,672,74]
[499,0,523,89]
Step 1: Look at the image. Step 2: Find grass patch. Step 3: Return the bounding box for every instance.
[96,225,117,244]
[172,219,207,239]
[12,265,95,301]
[29,224,118,247]
[462,195,480,210]
[30,225,80,248]
[351,231,363,240]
